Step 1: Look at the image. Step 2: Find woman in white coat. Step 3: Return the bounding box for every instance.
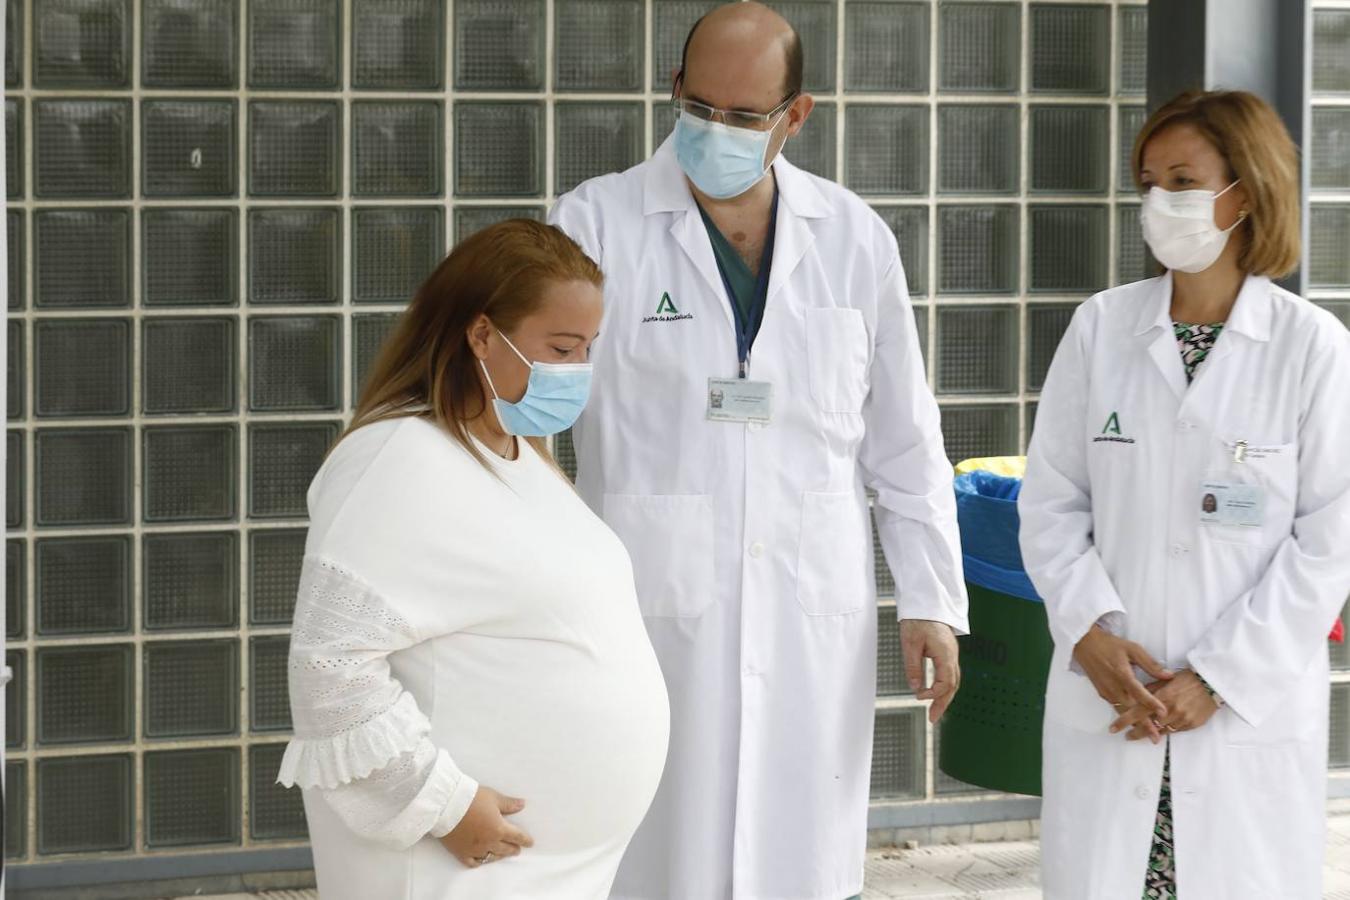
[1021,90,1350,899]
[275,220,670,899]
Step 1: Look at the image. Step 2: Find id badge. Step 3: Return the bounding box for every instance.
[1199,481,1266,528]
[707,377,773,424]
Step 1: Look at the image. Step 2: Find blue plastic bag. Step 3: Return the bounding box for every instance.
[954,471,1042,603]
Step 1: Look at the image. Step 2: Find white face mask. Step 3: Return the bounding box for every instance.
[1140,180,1245,274]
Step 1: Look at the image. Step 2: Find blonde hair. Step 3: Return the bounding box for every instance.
[1131,90,1301,278]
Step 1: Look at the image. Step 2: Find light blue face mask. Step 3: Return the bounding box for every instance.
[480,329,592,437]
[673,109,787,200]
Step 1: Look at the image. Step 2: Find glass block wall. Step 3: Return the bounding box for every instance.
[0,0,1308,877]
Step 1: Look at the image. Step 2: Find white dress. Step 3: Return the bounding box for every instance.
[276,416,671,900]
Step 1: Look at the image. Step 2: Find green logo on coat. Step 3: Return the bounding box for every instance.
[656,292,679,315]
[1102,412,1122,435]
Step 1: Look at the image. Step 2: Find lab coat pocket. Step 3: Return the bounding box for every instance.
[805,307,869,414]
[1201,438,1298,549]
[602,493,716,618]
[796,491,870,616]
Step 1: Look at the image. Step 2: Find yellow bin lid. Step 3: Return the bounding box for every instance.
[954,456,1027,478]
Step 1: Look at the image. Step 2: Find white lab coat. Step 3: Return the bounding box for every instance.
[549,140,968,900]
[1020,272,1350,899]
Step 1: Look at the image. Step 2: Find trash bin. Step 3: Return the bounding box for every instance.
[937,460,1053,797]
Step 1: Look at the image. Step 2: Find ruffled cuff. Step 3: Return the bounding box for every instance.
[276,691,431,790]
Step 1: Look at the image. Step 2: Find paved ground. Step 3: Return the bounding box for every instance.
[187,813,1350,899]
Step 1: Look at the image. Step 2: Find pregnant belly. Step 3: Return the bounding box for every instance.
[429,637,670,854]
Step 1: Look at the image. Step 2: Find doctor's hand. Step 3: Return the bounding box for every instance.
[440,786,535,869]
[1073,625,1173,727]
[1115,670,1221,742]
[900,619,961,724]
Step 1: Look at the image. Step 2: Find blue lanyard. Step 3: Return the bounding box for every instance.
[712,190,778,379]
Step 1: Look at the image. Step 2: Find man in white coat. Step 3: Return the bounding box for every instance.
[549,4,969,898]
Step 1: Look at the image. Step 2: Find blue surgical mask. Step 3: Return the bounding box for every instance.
[673,110,786,200]
[480,329,592,437]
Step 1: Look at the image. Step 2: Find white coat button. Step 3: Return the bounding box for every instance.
[1176,419,1192,431]
[749,542,765,559]
[1170,544,1188,558]
[1135,785,1151,800]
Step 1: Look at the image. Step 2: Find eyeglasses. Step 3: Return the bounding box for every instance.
[672,93,797,132]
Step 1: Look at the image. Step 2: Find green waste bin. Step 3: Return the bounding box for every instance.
[937,466,1054,797]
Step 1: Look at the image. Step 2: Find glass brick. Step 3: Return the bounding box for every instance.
[765,0,836,92]
[876,604,910,696]
[142,99,238,198]
[845,105,927,197]
[353,313,402,401]
[553,429,577,480]
[787,102,836,182]
[7,539,25,639]
[249,101,340,197]
[143,0,239,88]
[1031,105,1109,194]
[37,644,133,745]
[251,634,293,731]
[249,528,306,625]
[1025,401,1039,445]
[1312,108,1350,191]
[1333,683,1350,768]
[1118,6,1147,95]
[913,305,930,368]
[248,316,341,412]
[353,207,443,305]
[248,422,339,519]
[938,105,1019,195]
[1030,3,1110,94]
[145,640,239,738]
[8,319,23,420]
[652,0,720,89]
[1118,105,1146,193]
[34,0,130,88]
[1317,302,1350,331]
[1310,205,1350,290]
[555,0,643,92]
[143,208,239,307]
[36,535,131,635]
[846,1,929,93]
[454,206,546,244]
[247,0,340,89]
[940,403,1020,464]
[653,99,680,150]
[1117,204,1153,285]
[454,0,544,91]
[8,210,24,309]
[143,425,239,522]
[144,531,240,631]
[938,2,1020,94]
[872,206,929,296]
[937,306,1019,395]
[34,318,132,418]
[1027,304,1077,392]
[35,209,131,309]
[1030,204,1109,294]
[37,755,132,854]
[556,102,644,195]
[34,99,132,198]
[871,508,895,598]
[870,707,925,800]
[7,98,22,199]
[143,317,237,415]
[7,649,25,748]
[251,743,308,840]
[35,427,132,527]
[145,748,240,846]
[6,0,22,87]
[937,205,1019,295]
[6,429,21,528]
[454,102,545,198]
[1314,11,1350,95]
[353,101,443,197]
[248,207,341,305]
[353,0,444,90]
[6,761,25,859]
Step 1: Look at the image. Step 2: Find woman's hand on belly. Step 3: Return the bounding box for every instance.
[440,786,536,869]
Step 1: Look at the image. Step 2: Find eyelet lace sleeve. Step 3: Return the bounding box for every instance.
[276,557,478,848]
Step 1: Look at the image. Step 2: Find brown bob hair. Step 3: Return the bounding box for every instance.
[346,219,604,469]
[1131,90,1301,279]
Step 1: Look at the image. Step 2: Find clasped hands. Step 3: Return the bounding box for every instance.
[1073,625,1221,743]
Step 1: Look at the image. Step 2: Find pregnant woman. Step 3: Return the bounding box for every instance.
[277,219,670,899]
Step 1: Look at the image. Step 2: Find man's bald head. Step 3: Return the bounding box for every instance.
[679,2,803,99]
